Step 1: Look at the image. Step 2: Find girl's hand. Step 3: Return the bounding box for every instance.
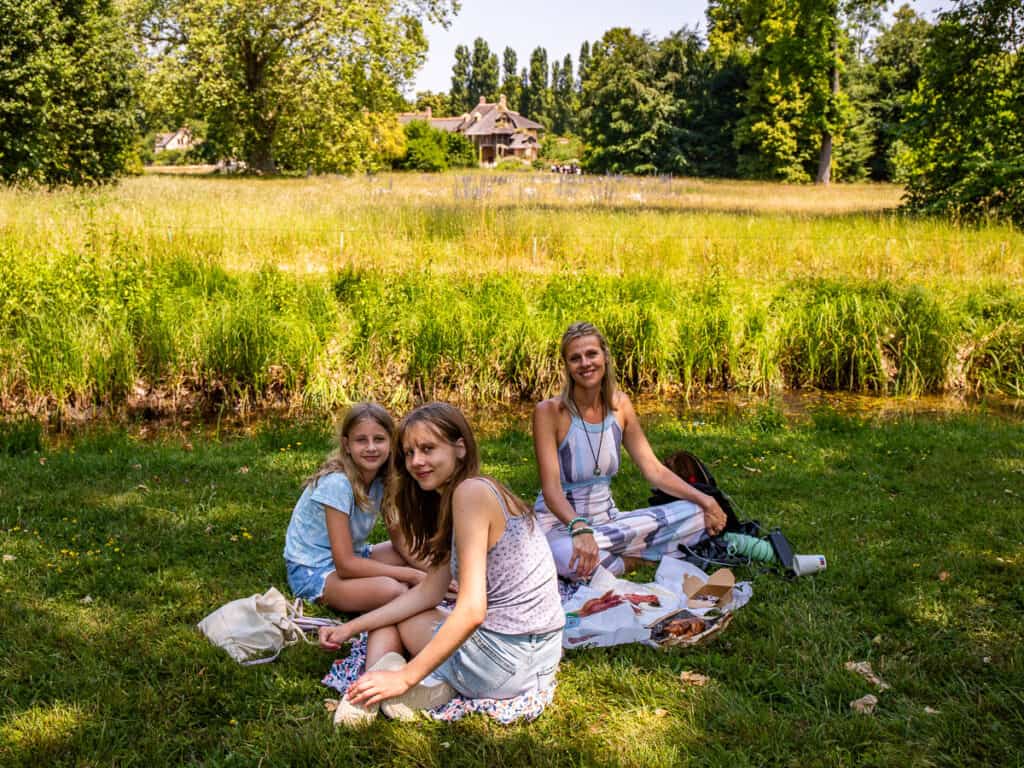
[398,567,426,587]
[345,669,411,707]
[569,531,600,579]
[319,624,353,651]
[700,497,727,537]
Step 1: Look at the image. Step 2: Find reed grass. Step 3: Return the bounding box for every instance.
[0,174,1021,415]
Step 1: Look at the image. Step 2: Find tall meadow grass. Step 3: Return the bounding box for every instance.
[0,173,1020,415]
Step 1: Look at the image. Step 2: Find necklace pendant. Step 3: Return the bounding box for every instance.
[593,465,601,476]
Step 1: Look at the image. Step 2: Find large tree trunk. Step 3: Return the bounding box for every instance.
[816,43,840,185]
[242,39,276,173]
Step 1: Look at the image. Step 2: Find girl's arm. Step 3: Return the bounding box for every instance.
[319,562,450,649]
[324,505,424,585]
[533,399,600,577]
[618,394,727,536]
[344,479,495,705]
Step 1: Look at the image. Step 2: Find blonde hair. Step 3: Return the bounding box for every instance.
[559,322,618,416]
[386,402,531,567]
[306,403,394,511]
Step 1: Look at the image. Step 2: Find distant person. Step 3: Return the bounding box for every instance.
[284,403,426,612]
[532,322,727,580]
[319,403,564,723]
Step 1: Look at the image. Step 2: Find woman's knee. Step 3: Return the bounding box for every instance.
[380,577,408,602]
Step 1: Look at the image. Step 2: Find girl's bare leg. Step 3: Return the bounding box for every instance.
[319,573,407,613]
[364,625,404,670]
[368,542,407,566]
[396,609,447,655]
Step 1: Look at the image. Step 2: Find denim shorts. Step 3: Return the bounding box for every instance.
[285,544,372,602]
[428,624,562,699]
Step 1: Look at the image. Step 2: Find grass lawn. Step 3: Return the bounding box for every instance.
[1,406,1022,767]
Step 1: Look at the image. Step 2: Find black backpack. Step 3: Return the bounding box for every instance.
[647,450,750,534]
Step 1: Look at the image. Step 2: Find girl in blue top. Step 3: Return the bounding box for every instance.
[284,403,426,612]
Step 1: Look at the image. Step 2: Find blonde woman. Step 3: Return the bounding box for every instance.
[533,322,728,580]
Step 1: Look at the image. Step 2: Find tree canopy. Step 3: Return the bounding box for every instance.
[0,0,137,185]
[130,0,455,173]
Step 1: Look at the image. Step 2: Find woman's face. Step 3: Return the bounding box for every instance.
[564,335,606,390]
[342,418,391,480]
[402,421,465,492]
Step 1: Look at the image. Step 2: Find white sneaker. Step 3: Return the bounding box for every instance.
[380,677,455,721]
[333,651,407,727]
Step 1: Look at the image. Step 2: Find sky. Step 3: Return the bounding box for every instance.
[413,0,951,95]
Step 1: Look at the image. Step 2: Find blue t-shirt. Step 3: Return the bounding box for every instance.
[282,472,384,567]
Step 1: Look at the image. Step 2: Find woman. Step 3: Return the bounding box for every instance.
[533,322,727,580]
[319,403,564,723]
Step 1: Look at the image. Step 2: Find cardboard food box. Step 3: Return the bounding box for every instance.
[683,568,735,610]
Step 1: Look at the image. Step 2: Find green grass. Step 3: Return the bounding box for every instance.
[1,409,1022,767]
[1,174,1022,416]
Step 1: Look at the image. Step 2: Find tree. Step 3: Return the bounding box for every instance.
[131,0,455,173]
[901,0,1024,223]
[864,5,931,180]
[0,0,138,185]
[523,47,551,126]
[469,38,499,104]
[551,54,576,134]
[578,41,591,93]
[707,0,884,182]
[414,91,451,116]
[501,47,521,111]
[450,44,472,114]
[579,28,672,174]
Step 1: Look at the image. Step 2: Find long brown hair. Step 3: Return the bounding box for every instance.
[387,402,531,567]
[306,403,394,511]
[559,321,618,416]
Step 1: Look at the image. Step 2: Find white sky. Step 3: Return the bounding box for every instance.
[413,0,951,94]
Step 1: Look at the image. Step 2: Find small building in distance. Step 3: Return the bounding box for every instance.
[154,127,197,154]
[398,95,544,165]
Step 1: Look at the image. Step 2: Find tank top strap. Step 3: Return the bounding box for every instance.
[475,477,510,522]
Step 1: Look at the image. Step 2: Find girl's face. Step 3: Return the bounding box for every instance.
[564,335,606,390]
[343,418,391,480]
[402,421,465,492]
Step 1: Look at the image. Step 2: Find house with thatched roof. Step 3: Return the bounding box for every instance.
[398,95,544,165]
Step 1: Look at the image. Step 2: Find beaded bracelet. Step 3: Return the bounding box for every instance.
[570,526,594,537]
[567,516,588,532]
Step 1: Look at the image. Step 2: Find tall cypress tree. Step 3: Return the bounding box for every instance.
[524,47,550,126]
[501,47,521,110]
[450,44,472,114]
[469,38,499,104]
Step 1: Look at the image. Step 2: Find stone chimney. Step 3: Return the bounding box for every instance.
[499,93,507,111]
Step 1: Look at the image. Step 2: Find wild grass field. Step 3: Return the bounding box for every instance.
[0,172,1021,419]
[1,407,1021,767]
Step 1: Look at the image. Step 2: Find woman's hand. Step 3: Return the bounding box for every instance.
[319,623,354,651]
[345,669,411,707]
[700,496,728,537]
[569,531,600,579]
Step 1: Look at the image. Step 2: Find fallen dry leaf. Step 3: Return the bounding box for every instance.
[849,694,878,714]
[924,706,939,715]
[653,708,669,717]
[238,466,250,474]
[742,465,762,474]
[938,570,950,582]
[38,457,46,465]
[871,635,883,645]
[323,699,339,713]
[680,670,710,687]
[79,595,93,604]
[845,660,891,691]
[2,554,15,563]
